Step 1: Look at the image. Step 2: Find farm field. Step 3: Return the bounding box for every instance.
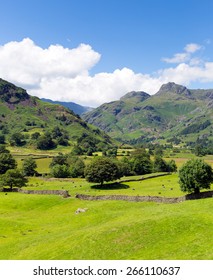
[0,174,213,260]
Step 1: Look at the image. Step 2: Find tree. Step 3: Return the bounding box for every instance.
[22,157,38,176]
[85,157,121,186]
[167,159,177,172]
[50,164,70,178]
[0,134,5,144]
[179,159,213,194]
[50,153,68,167]
[153,155,168,172]
[1,169,28,190]
[194,144,207,157]
[36,133,57,150]
[68,157,85,178]
[31,132,41,140]
[9,132,26,146]
[0,150,17,174]
[130,149,152,175]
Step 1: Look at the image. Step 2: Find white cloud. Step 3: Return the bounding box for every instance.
[162,43,202,64]
[0,38,100,87]
[0,38,213,107]
[30,68,162,107]
[162,52,189,64]
[184,43,202,53]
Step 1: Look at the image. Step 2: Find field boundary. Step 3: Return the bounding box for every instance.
[76,191,213,204]
[17,189,70,198]
[119,172,170,183]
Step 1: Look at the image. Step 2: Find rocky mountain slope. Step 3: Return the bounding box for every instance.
[83,82,213,144]
[0,78,113,149]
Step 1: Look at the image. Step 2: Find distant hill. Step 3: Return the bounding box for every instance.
[0,78,114,151]
[83,82,213,145]
[41,98,93,115]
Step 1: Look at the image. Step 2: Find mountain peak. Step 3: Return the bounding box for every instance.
[156,82,191,96]
[0,78,29,104]
[120,91,150,102]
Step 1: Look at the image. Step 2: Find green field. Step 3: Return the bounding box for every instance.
[0,174,213,260]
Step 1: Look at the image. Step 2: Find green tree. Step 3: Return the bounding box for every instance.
[50,164,70,178]
[194,144,207,157]
[9,132,26,146]
[69,157,85,178]
[36,133,57,150]
[50,153,68,167]
[118,157,133,176]
[167,159,177,172]
[0,134,5,144]
[71,145,83,156]
[1,169,28,190]
[31,132,41,140]
[130,149,152,175]
[179,159,213,194]
[0,150,17,174]
[153,155,168,172]
[85,157,121,186]
[22,157,38,176]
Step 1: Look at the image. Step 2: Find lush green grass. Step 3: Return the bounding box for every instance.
[0,192,212,260]
[24,173,212,198]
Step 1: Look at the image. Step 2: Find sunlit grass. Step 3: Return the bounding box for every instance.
[0,192,212,260]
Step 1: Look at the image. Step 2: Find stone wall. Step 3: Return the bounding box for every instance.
[18,189,70,198]
[76,190,213,204]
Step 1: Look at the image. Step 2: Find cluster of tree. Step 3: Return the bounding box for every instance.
[49,153,85,178]
[2,126,70,150]
[84,149,177,186]
[180,120,211,135]
[75,133,112,156]
[33,126,70,150]
[0,146,32,190]
[187,138,213,156]
[0,144,212,195]
[118,149,177,177]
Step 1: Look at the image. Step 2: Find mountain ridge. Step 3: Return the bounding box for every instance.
[0,78,114,151]
[41,98,93,115]
[82,82,213,145]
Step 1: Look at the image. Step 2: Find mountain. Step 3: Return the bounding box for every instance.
[41,98,93,115]
[83,82,213,145]
[0,78,113,150]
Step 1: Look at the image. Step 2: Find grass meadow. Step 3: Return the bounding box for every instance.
[0,173,213,260]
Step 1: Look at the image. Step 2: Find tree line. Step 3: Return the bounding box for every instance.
[0,145,212,195]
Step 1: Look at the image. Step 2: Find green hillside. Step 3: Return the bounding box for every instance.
[83,82,213,146]
[0,78,114,152]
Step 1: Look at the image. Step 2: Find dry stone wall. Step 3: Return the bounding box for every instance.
[76,190,213,204]
[18,189,70,198]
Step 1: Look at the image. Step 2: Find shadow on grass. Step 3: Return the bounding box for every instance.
[91,182,130,190]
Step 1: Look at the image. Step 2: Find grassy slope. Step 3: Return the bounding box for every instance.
[0,193,212,260]
[0,174,213,260]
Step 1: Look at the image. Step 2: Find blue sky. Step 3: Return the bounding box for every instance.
[0,0,213,106]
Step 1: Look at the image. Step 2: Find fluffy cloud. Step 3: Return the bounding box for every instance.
[162,43,202,64]
[0,39,213,107]
[184,43,202,53]
[29,69,162,106]
[0,38,100,87]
